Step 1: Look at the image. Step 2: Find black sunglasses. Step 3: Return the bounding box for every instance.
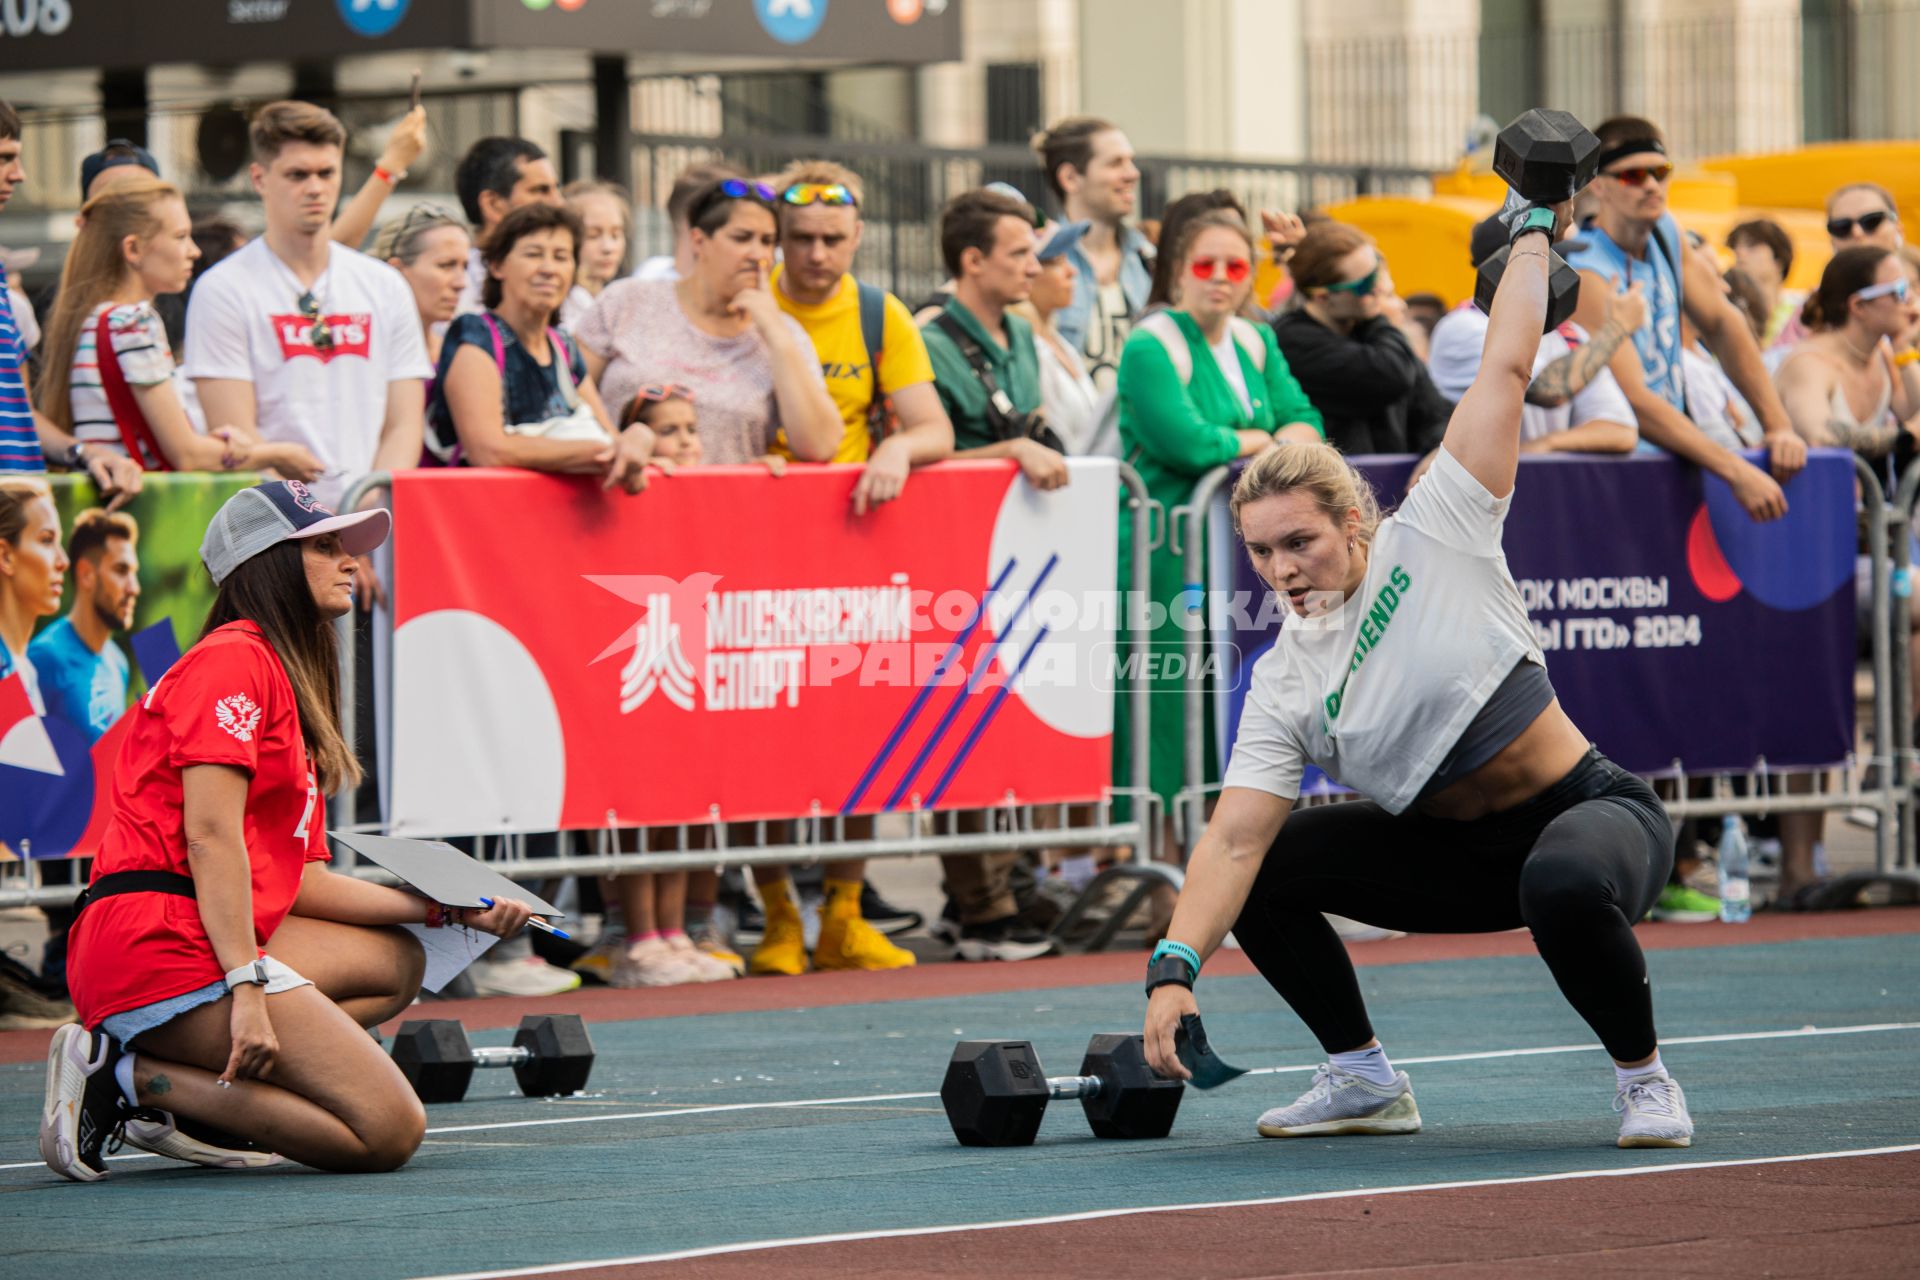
[1827,209,1897,239]
[297,291,335,352]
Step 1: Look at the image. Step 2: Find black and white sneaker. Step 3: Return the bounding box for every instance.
[953,916,1057,962]
[39,1023,144,1182]
[926,899,961,947]
[859,885,924,937]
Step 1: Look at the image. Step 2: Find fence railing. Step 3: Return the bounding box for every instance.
[1174,451,1917,899]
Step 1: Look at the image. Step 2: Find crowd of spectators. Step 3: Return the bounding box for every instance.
[3,93,1915,1024]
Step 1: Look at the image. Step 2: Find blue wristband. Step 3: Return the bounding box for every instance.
[1150,939,1201,982]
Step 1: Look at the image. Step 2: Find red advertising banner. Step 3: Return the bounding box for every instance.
[387,460,1121,835]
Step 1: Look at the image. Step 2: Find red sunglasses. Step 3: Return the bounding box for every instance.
[1190,255,1252,284]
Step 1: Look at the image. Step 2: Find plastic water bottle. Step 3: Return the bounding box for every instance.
[1718,816,1752,924]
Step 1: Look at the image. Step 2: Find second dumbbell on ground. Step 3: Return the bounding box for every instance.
[942,1033,1184,1146]
[390,1014,596,1104]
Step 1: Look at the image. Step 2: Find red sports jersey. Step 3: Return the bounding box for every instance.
[67,621,330,1028]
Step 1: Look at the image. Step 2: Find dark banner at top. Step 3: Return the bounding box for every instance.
[1208,449,1860,784]
[0,0,960,74]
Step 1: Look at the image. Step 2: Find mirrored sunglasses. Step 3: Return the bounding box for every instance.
[1854,276,1910,303]
[1323,267,1380,296]
[1605,163,1673,187]
[297,290,335,352]
[1189,256,1252,283]
[781,182,857,208]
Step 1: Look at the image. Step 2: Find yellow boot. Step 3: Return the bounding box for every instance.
[749,880,808,976]
[814,878,917,971]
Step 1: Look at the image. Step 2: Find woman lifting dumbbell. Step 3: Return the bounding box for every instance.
[40,480,539,1182]
[1141,111,1694,1150]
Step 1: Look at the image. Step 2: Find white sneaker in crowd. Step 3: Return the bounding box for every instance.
[467,954,583,998]
[667,931,739,982]
[611,935,707,988]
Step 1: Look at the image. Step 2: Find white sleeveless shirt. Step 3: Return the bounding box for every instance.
[1222,445,1545,814]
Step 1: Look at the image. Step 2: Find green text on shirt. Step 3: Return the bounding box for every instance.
[1323,564,1413,731]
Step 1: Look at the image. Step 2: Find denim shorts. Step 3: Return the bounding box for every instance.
[100,957,312,1049]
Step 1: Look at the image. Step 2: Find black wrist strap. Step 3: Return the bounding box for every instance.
[1144,954,1195,996]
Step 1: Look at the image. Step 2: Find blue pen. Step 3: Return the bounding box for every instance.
[479,897,571,940]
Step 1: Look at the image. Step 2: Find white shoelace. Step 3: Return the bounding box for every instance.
[1613,1076,1680,1117]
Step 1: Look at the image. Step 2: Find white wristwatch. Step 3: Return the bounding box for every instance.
[224,959,270,993]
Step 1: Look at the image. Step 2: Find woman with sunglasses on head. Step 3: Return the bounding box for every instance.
[1270,221,1451,456]
[1142,194,1697,1152]
[426,204,651,492]
[1116,209,1323,861]
[42,481,541,1181]
[35,179,321,480]
[575,178,840,466]
[370,205,471,368]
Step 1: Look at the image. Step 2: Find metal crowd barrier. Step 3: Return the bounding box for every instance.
[1170,455,1918,896]
[280,462,1179,948]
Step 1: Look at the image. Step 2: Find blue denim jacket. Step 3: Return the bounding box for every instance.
[1053,224,1155,357]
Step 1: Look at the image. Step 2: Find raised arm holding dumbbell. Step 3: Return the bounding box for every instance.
[1141,109,1696,1154]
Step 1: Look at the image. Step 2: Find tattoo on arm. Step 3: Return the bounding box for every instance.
[1525,319,1634,409]
[148,1074,171,1096]
[1823,417,1902,458]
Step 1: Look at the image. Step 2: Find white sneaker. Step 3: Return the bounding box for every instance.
[611,935,706,988]
[119,1113,283,1170]
[1326,914,1408,943]
[467,954,583,998]
[1256,1066,1422,1138]
[667,932,738,982]
[1614,1071,1693,1148]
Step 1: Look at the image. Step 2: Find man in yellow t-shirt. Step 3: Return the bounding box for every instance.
[755,159,954,976]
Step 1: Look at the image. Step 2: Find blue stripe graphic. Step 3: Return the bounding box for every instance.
[922,622,1054,808]
[882,554,1058,811]
[839,557,1018,813]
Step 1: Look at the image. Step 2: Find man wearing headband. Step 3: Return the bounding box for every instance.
[1563,116,1806,523]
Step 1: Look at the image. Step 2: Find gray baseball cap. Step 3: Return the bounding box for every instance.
[201,480,391,586]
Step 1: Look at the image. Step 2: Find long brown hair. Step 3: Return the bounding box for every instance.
[1802,245,1893,331]
[201,540,360,794]
[35,177,184,431]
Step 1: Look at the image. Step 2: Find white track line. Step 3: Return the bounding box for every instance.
[2,1019,1915,1174]
[415,1143,1920,1278]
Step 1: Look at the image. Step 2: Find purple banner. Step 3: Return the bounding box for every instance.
[1213,449,1859,783]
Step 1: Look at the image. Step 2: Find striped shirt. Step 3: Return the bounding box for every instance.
[0,261,42,472]
[71,301,176,462]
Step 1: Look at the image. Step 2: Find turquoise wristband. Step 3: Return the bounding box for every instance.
[1150,939,1201,981]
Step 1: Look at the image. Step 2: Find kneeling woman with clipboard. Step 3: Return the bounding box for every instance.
[41,480,539,1181]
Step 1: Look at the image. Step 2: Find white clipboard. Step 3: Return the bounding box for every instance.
[329,832,564,992]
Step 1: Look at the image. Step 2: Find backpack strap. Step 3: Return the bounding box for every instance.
[93,306,171,472]
[546,326,581,412]
[1228,316,1266,373]
[855,280,889,447]
[482,312,508,372]
[1133,310,1192,383]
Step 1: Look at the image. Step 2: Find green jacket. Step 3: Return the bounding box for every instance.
[921,296,1044,452]
[1116,309,1322,506]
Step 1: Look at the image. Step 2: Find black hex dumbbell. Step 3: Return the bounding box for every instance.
[390,1014,595,1104]
[941,1034,1184,1147]
[1473,108,1600,332]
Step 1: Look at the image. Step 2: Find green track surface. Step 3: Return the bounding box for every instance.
[2,936,1915,1278]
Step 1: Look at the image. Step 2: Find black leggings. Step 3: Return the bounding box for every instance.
[1233,749,1673,1063]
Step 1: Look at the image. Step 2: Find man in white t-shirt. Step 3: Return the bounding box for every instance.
[187,101,430,514]
[452,136,563,316]
[1426,216,1643,453]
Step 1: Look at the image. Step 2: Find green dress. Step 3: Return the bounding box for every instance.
[1113,310,1322,813]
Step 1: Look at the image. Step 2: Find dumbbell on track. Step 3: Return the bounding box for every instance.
[1473,108,1600,332]
[942,1033,1184,1147]
[390,1014,595,1104]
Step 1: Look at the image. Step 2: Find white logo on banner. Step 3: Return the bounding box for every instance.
[619,594,699,713]
[215,693,263,742]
